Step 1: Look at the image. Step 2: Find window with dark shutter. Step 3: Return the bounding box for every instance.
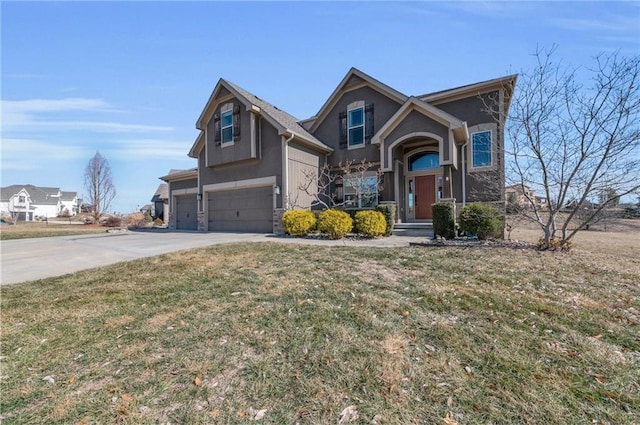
[214,113,221,146]
[233,105,241,142]
[365,103,374,144]
[339,111,347,149]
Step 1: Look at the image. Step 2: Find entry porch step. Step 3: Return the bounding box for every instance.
[392,222,434,237]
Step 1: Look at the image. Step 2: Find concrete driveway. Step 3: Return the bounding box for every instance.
[1,230,420,286]
[0,230,269,286]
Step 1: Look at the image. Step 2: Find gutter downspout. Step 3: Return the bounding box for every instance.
[461,141,467,207]
[281,131,296,209]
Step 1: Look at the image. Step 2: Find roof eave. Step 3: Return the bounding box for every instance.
[282,129,333,154]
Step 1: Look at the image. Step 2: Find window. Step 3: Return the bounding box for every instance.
[339,102,374,149]
[18,195,25,203]
[344,175,378,208]
[348,106,364,147]
[408,152,439,171]
[214,103,240,147]
[221,110,233,145]
[471,130,492,168]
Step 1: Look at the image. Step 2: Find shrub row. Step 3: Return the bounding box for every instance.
[432,202,504,240]
[282,209,388,239]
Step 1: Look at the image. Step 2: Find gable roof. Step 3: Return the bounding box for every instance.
[151,183,168,202]
[308,67,409,132]
[61,191,77,201]
[191,79,332,158]
[372,96,469,145]
[419,74,518,114]
[0,184,62,205]
[159,168,198,182]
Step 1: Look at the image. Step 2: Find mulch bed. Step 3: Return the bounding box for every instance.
[410,237,538,250]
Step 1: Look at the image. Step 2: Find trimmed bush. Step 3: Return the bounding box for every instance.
[153,217,164,226]
[354,210,386,237]
[432,202,456,239]
[317,209,353,239]
[282,210,317,237]
[376,204,396,236]
[459,203,503,240]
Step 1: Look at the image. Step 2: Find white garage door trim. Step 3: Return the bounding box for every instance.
[203,176,277,233]
[203,175,277,208]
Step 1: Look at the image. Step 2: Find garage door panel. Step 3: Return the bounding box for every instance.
[207,186,273,233]
[175,195,197,230]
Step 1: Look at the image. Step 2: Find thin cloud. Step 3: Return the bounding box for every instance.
[1,138,92,161]
[3,98,111,112]
[30,121,174,133]
[550,15,639,34]
[104,139,191,160]
[1,97,172,134]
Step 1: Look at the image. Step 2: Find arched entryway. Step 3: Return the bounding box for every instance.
[404,148,443,221]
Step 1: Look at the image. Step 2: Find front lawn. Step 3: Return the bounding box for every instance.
[1,242,638,424]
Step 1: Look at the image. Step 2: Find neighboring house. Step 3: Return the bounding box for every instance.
[162,68,516,232]
[150,183,168,222]
[60,191,80,216]
[139,204,153,216]
[0,185,79,221]
[505,184,547,210]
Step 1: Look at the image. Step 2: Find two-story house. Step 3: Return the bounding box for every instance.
[162,68,516,232]
[0,185,79,221]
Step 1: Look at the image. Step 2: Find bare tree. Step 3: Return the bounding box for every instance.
[293,159,382,210]
[490,46,639,244]
[84,151,116,221]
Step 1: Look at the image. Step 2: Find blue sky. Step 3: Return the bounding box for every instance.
[2,1,639,213]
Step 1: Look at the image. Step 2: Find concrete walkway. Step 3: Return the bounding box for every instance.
[1,230,426,286]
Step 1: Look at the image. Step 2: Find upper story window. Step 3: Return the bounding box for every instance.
[348,106,364,147]
[339,101,374,149]
[221,110,233,145]
[18,195,25,203]
[471,130,493,168]
[214,103,241,147]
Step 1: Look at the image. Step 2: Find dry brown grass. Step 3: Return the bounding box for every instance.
[1,221,638,424]
[0,222,106,240]
[508,216,640,258]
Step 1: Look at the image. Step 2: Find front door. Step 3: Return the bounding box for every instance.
[415,175,436,219]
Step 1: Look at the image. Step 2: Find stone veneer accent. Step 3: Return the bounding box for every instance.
[273,208,285,235]
[197,211,206,232]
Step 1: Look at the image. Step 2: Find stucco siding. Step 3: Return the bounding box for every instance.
[205,99,256,167]
[434,92,497,127]
[313,85,401,166]
[169,178,198,192]
[385,111,449,146]
[200,118,283,204]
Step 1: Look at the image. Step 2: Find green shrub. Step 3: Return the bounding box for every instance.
[459,203,503,240]
[376,204,396,236]
[144,214,153,222]
[317,209,353,239]
[432,202,456,239]
[354,210,386,237]
[282,210,317,236]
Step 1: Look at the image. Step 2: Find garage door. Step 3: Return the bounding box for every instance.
[175,195,197,230]
[207,186,273,232]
